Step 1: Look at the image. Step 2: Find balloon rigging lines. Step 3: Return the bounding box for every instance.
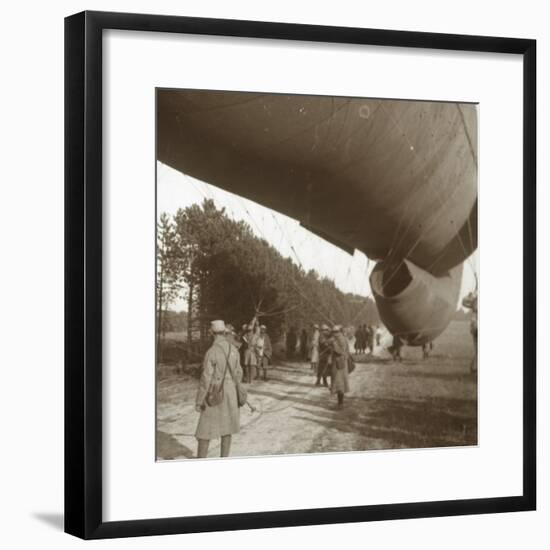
[169,98,479,329]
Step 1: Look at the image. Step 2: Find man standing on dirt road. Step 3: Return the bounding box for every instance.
[316,324,331,386]
[330,325,351,409]
[388,334,403,362]
[255,324,272,381]
[462,290,478,372]
[244,318,262,383]
[195,320,242,458]
[310,323,320,371]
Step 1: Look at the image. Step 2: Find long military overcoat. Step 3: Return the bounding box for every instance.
[195,336,242,440]
[310,329,320,363]
[330,332,350,394]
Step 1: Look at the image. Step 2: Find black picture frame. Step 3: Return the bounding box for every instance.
[65,10,536,540]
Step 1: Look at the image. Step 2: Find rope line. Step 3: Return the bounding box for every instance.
[268,212,336,324]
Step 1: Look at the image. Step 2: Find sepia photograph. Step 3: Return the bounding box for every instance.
[155,89,479,461]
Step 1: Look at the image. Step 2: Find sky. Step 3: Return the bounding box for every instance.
[157,161,478,312]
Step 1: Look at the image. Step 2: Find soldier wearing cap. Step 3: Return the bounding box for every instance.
[316,324,331,386]
[329,324,351,409]
[195,320,242,458]
[239,323,249,370]
[255,324,273,381]
[242,317,260,383]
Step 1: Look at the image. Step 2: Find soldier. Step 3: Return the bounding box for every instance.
[422,341,433,359]
[362,325,368,353]
[243,317,260,383]
[388,334,403,362]
[239,323,248,372]
[375,324,382,347]
[195,320,243,458]
[310,324,320,371]
[255,324,273,381]
[316,324,331,386]
[354,326,361,355]
[359,324,368,353]
[366,325,374,354]
[330,325,351,409]
[462,290,478,372]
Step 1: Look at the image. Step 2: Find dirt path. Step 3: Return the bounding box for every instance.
[157,337,477,460]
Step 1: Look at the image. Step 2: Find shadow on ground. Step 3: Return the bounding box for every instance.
[293,394,477,452]
[389,368,477,383]
[248,387,333,411]
[157,430,195,459]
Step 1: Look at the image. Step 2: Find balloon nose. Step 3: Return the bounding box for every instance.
[370,259,463,345]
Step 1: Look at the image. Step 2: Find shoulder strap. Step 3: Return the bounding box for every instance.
[220,344,240,384]
[214,343,231,383]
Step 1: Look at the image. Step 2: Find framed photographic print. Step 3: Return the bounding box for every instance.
[65,10,536,539]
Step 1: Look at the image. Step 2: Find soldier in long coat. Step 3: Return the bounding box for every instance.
[354,327,361,355]
[316,324,331,386]
[310,324,320,371]
[330,325,350,408]
[356,325,366,354]
[243,318,260,383]
[195,320,242,458]
[255,324,273,381]
[366,325,374,354]
[375,324,382,347]
[462,290,478,372]
[239,323,248,367]
[388,334,403,362]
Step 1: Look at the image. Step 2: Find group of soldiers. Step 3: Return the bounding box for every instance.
[288,320,443,367]
[214,318,357,400]
[226,319,352,408]
[224,317,272,383]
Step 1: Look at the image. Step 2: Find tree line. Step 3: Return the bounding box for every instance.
[157,199,379,356]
